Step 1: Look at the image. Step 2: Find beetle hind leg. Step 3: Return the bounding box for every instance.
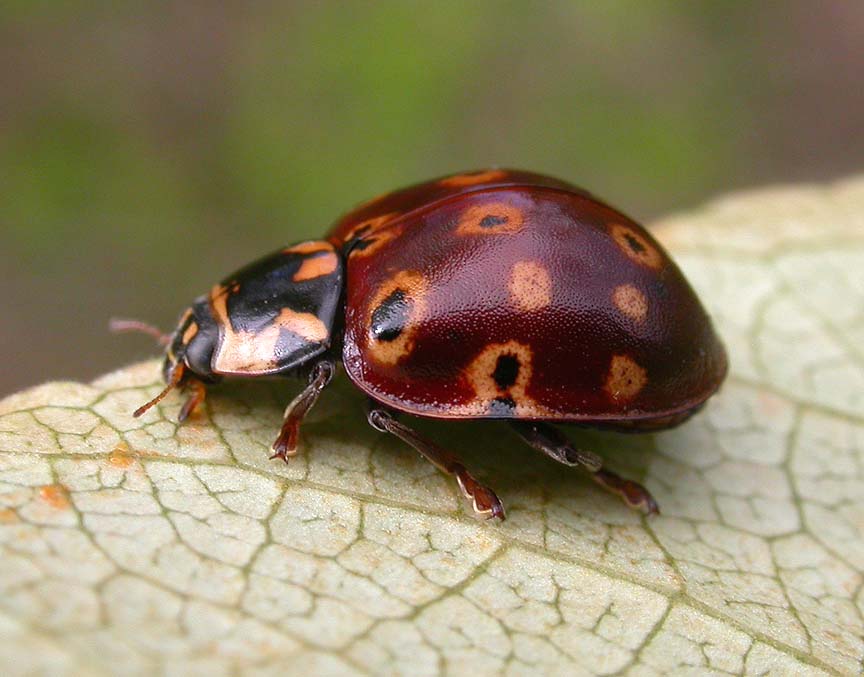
[270,360,336,462]
[510,420,659,515]
[367,407,505,521]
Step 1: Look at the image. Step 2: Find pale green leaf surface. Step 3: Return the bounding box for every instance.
[2,177,863,676]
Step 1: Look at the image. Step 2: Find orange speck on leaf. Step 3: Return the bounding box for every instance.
[109,444,135,468]
[39,484,71,510]
[0,508,19,523]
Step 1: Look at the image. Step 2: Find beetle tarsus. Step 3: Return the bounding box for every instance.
[590,468,660,515]
[270,360,335,462]
[269,436,298,462]
[456,469,506,520]
[368,407,506,521]
[511,420,659,515]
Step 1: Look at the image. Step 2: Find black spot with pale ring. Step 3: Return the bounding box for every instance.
[370,289,411,342]
[624,232,646,254]
[348,236,376,255]
[480,214,508,228]
[486,355,521,416]
[492,354,520,389]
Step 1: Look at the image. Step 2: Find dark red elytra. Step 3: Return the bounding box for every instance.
[115,169,727,521]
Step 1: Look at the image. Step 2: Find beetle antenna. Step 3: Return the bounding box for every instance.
[110,318,171,346]
[133,365,185,418]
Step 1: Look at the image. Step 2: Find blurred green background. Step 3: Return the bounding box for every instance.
[2,1,862,395]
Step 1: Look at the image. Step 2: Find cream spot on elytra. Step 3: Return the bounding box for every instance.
[605,354,647,402]
[612,284,648,322]
[508,261,552,312]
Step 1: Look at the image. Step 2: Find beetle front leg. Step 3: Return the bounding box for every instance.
[178,377,207,422]
[367,407,505,520]
[510,420,659,515]
[270,360,335,462]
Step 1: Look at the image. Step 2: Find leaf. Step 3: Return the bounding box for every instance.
[2,177,863,676]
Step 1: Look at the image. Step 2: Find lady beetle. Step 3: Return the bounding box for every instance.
[114,169,727,520]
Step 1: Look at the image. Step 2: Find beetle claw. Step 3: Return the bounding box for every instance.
[268,359,335,465]
[591,469,660,516]
[368,407,507,521]
[457,472,506,521]
[511,420,660,514]
[269,436,299,463]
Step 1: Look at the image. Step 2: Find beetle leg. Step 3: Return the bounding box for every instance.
[510,421,659,515]
[510,420,604,471]
[367,407,505,521]
[177,377,207,423]
[270,360,336,462]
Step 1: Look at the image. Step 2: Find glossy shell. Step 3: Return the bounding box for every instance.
[329,170,727,427]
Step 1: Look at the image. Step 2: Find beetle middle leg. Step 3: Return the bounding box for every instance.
[367,407,505,520]
[510,420,659,514]
[270,360,336,462]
